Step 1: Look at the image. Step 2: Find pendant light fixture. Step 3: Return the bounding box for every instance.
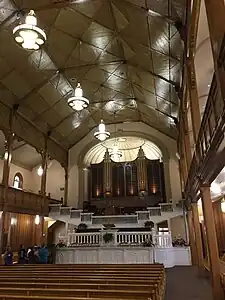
[13,10,46,50]
[94,119,110,141]
[110,144,122,161]
[109,112,122,161]
[67,82,89,111]
[94,85,110,141]
[67,41,89,111]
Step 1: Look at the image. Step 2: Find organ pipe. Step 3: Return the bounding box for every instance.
[136,147,148,192]
[103,149,112,196]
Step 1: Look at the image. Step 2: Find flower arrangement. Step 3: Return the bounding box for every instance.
[144,221,154,231]
[77,223,88,232]
[103,232,114,243]
[172,236,187,247]
[56,240,67,248]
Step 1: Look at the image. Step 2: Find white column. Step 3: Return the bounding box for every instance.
[83,168,89,202]
[65,223,69,235]
[167,219,171,232]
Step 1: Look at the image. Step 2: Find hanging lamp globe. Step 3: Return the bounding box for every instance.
[110,145,122,161]
[94,120,110,141]
[68,83,89,111]
[13,10,46,50]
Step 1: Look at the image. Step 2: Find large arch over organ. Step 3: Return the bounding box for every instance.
[83,136,167,214]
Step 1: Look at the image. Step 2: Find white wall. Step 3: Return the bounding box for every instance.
[46,160,65,200]
[0,159,64,200]
[169,158,182,203]
[0,159,33,192]
[32,160,65,200]
[170,216,186,240]
[68,164,79,208]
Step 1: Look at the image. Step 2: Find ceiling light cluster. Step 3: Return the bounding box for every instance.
[13,9,111,145]
[13,10,46,50]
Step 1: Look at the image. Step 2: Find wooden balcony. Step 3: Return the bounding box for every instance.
[0,184,61,216]
[185,36,225,198]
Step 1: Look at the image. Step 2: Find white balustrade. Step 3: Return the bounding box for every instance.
[68,232,101,246]
[64,231,172,248]
[153,232,172,248]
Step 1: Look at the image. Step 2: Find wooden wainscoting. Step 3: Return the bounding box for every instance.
[3,212,48,252]
[213,199,225,255]
[0,184,61,216]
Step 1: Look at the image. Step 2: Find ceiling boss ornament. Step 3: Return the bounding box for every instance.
[94,120,110,141]
[13,10,46,50]
[68,82,89,111]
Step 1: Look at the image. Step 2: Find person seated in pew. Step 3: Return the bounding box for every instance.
[18,244,27,264]
[3,246,13,265]
[39,244,49,264]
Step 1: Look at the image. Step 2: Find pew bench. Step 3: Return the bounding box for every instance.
[0,264,165,300]
[0,296,134,300]
[0,282,162,296]
[0,287,158,300]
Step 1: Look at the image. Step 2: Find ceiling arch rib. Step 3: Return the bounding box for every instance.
[84,136,162,166]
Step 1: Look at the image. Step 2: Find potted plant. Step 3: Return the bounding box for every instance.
[172,236,187,247]
[103,232,114,244]
[77,223,88,232]
[56,240,67,248]
[144,221,154,231]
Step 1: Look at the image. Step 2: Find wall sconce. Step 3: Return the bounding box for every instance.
[35,215,40,225]
[37,166,43,176]
[11,217,17,225]
[4,151,12,163]
[221,199,225,213]
[199,215,204,223]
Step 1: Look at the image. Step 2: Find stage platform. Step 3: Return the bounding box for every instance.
[56,246,191,268]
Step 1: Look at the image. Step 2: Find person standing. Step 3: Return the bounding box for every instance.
[39,244,48,264]
[4,246,13,265]
[18,244,26,264]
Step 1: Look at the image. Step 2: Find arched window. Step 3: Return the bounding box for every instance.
[13,173,23,189]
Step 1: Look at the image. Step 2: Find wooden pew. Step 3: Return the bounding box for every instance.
[0,264,165,300]
[0,287,157,300]
[0,297,133,300]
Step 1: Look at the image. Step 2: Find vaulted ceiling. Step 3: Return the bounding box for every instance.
[0,0,185,166]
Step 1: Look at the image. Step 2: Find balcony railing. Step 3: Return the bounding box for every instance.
[185,36,225,196]
[59,230,173,248]
[0,184,61,215]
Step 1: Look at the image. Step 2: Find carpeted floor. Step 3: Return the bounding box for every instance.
[165,266,213,300]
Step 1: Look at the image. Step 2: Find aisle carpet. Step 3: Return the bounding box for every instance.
[165,266,213,300]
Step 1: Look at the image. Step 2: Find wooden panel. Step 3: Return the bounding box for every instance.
[0,184,60,216]
[112,164,125,197]
[213,199,225,255]
[125,163,138,197]
[147,160,166,201]
[91,163,104,199]
[4,212,48,252]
